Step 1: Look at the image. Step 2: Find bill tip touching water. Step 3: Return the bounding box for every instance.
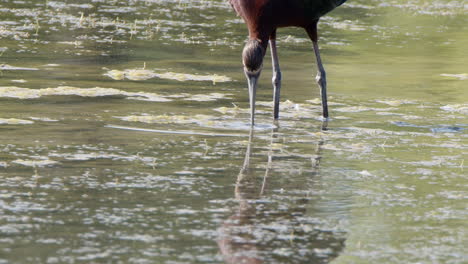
[229,0,347,125]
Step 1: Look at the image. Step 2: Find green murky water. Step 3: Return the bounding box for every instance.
[1,0,467,263]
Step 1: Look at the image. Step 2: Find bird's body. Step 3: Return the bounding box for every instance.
[228,0,347,125]
[229,0,345,31]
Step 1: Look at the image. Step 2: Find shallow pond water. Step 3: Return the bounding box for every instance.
[0,0,467,263]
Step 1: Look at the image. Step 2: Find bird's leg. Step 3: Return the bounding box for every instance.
[313,40,329,118]
[307,21,329,119]
[269,32,282,120]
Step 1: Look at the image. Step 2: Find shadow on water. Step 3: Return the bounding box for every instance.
[218,122,345,264]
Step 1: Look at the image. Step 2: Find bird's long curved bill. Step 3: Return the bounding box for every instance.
[247,74,259,126]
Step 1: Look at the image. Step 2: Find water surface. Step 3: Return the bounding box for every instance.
[0,0,467,263]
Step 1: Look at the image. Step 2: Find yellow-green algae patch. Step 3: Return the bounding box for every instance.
[376,99,414,107]
[0,86,171,102]
[156,72,231,84]
[105,70,126,80]
[213,104,247,115]
[118,114,214,125]
[185,93,232,101]
[12,159,58,167]
[104,69,231,84]
[0,118,34,125]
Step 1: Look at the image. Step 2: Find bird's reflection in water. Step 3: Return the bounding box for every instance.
[217,122,345,264]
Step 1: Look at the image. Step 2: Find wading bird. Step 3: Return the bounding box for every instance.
[228,0,347,125]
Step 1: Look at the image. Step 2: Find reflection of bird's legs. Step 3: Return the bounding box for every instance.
[312,121,328,169]
[260,126,279,195]
[235,128,260,204]
[236,129,254,194]
[217,128,263,264]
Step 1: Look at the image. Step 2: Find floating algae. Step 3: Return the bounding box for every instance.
[213,104,246,115]
[117,114,214,124]
[104,69,155,81]
[105,70,126,80]
[0,86,233,103]
[104,69,231,84]
[0,86,171,102]
[376,99,414,107]
[12,159,58,167]
[185,93,232,101]
[126,69,156,81]
[0,118,34,125]
[155,72,231,84]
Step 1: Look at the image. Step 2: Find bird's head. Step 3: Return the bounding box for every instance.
[242,39,266,76]
[241,39,266,126]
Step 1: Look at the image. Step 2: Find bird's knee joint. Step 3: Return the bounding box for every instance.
[315,75,322,83]
[272,71,282,85]
[315,71,326,85]
[316,77,327,87]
